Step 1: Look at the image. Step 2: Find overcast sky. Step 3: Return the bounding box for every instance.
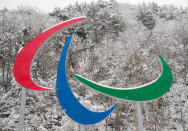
[0,0,188,13]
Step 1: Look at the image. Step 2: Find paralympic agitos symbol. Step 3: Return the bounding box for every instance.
[13,17,173,125]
